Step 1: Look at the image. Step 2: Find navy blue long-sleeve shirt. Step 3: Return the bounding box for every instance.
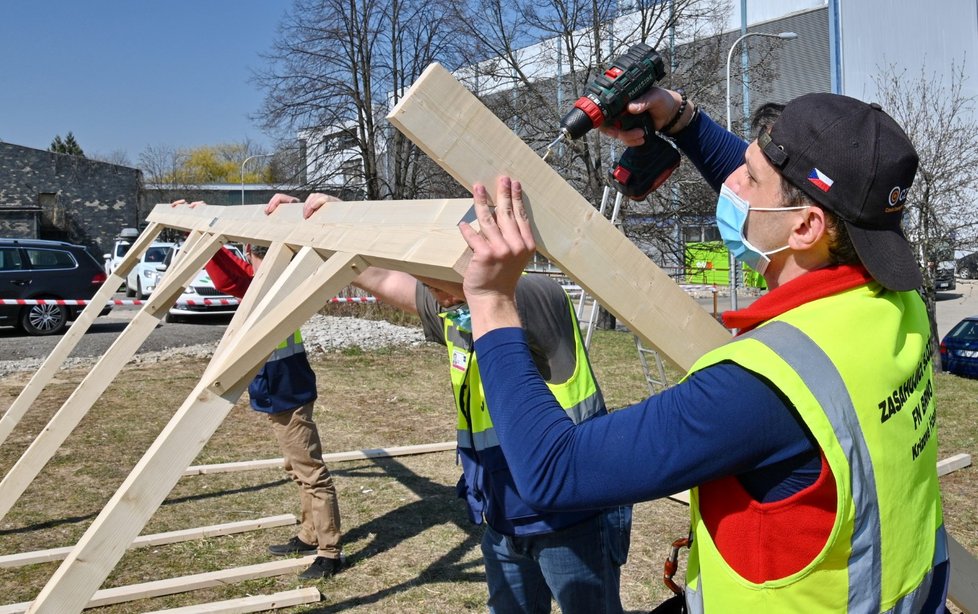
[473,110,820,508]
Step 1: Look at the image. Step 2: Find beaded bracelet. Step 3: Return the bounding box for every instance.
[659,92,688,134]
[674,105,699,135]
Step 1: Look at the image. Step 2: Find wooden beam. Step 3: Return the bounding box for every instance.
[27,253,366,614]
[937,453,971,477]
[206,250,369,394]
[0,557,316,614]
[146,198,476,282]
[0,234,226,524]
[0,223,164,449]
[203,242,297,381]
[387,63,730,371]
[142,587,321,614]
[182,441,458,476]
[0,514,296,569]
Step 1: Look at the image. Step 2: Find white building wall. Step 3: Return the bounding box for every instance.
[839,0,978,102]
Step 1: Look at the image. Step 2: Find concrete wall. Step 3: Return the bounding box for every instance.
[0,142,143,258]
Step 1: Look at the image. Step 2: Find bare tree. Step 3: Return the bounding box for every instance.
[89,150,133,167]
[873,61,978,349]
[451,0,800,281]
[253,0,466,200]
[139,144,191,207]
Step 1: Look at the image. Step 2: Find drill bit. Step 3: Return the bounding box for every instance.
[541,133,565,162]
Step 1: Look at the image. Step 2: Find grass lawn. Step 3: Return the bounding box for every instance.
[0,327,975,612]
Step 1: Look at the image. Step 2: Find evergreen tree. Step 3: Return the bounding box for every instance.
[50,132,85,157]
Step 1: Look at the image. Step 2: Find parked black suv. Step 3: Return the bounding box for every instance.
[0,239,111,335]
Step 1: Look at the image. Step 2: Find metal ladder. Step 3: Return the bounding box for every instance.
[574,186,671,394]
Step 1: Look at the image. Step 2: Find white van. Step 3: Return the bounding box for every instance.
[103,227,140,280]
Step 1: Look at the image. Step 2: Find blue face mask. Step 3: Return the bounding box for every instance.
[445,305,471,333]
[715,184,809,275]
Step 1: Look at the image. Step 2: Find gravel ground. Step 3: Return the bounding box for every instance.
[0,315,425,377]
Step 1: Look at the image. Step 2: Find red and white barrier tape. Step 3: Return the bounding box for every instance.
[0,296,377,307]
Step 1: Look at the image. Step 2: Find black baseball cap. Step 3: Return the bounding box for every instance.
[758,93,921,291]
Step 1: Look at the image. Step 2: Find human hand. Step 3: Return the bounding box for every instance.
[598,87,685,146]
[169,199,206,208]
[458,177,535,336]
[301,193,341,219]
[264,193,300,215]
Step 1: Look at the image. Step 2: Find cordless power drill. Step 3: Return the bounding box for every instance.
[548,42,681,200]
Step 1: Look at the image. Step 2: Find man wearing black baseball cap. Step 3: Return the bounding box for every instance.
[452,88,949,613]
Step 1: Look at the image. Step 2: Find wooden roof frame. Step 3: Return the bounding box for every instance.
[0,63,973,613]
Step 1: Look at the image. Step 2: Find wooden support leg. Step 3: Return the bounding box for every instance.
[26,252,365,614]
[0,224,164,448]
[204,242,297,378]
[0,234,225,523]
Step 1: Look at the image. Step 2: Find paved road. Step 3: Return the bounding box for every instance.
[0,293,232,362]
[934,279,978,338]
[2,281,976,363]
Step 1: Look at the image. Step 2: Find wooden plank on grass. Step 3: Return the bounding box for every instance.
[0,514,296,569]
[0,557,316,614]
[183,441,458,476]
[142,587,322,614]
[387,62,731,372]
[937,453,971,477]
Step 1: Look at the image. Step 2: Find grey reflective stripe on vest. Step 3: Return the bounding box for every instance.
[565,391,603,424]
[268,334,304,362]
[456,390,601,452]
[686,580,703,612]
[746,322,882,614]
[457,426,499,451]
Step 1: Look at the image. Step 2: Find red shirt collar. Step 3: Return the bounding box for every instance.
[722,265,874,333]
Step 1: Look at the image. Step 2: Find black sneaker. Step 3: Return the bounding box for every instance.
[267,536,317,556]
[298,556,343,580]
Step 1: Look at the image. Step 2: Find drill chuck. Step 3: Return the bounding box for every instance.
[559,107,597,140]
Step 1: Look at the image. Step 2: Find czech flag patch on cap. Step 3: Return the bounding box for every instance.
[808,168,834,192]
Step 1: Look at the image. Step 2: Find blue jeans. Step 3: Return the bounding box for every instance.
[481,506,632,614]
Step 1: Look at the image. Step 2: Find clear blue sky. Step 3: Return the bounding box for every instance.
[0,1,289,162]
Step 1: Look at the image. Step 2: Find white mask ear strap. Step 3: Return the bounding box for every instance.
[762,244,792,257]
[749,205,811,212]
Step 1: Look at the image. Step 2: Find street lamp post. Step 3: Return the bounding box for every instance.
[240,153,274,206]
[724,30,798,310]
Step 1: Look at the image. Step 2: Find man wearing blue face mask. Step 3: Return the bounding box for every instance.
[454,88,948,612]
[263,193,632,614]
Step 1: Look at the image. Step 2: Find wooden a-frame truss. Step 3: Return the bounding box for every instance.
[0,63,974,613]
